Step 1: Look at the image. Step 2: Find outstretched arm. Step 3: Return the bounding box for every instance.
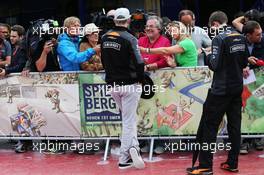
[140,44,184,55]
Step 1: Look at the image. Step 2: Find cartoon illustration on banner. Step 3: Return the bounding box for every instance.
[0,73,81,137]
[242,67,264,133]
[1,68,263,138]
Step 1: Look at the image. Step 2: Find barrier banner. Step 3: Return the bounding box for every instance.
[79,73,122,137]
[0,73,81,137]
[79,68,211,137]
[1,67,264,138]
[80,67,264,137]
[242,67,264,133]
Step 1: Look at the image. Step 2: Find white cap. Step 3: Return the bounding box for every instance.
[107,9,116,17]
[114,8,131,21]
[83,23,100,35]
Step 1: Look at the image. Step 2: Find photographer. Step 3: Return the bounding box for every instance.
[21,19,61,73]
[28,20,60,72]
[32,37,60,72]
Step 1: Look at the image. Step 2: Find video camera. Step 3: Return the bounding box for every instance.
[90,9,147,38]
[90,11,115,36]
[25,19,59,63]
[130,9,147,34]
[39,19,59,42]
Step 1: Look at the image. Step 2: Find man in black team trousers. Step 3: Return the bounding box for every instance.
[187,11,249,175]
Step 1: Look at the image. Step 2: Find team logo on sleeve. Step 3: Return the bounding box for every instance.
[230,44,245,53]
[103,42,121,51]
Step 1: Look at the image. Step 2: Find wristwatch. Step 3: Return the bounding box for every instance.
[146,65,150,71]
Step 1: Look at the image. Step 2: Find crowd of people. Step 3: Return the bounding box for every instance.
[0,8,261,75]
[0,6,264,175]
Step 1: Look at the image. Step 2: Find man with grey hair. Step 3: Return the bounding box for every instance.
[139,16,174,71]
[101,8,145,169]
[138,15,174,154]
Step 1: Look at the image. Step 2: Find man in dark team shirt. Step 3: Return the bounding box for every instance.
[187,11,248,175]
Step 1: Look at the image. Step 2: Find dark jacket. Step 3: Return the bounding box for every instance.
[205,30,248,95]
[31,40,60,72]
[5,41,27,74]
[101,26,144,85]
[248,37,264,69]
[57,33,95,71]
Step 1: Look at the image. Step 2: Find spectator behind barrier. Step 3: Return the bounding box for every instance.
[138,15,175,71]
[232,9,260,33]
[21,19,61,76]
[1,24,32,153]
[179,9,212,66]
[57,16,100,71]
[140,21,197,67]
[0,25,27,77]
[0,23,11,41]
[31,20,61,72]
[243,20,264,68]
[161,16,171,38]
[240,21,264,154]
[79,23,103,71]
[0,23,12,68]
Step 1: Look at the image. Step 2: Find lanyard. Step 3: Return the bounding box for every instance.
[12,46,19,57]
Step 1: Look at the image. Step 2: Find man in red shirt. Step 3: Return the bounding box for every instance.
[138,15,175,155]
[139,16,175,71]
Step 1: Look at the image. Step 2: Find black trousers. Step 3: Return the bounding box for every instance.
[196,90,242,169]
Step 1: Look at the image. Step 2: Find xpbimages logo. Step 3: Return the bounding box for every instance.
[164,140,232,153]
[164,25,232,39]
[32,26,100,38]
[32,141,100,153]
